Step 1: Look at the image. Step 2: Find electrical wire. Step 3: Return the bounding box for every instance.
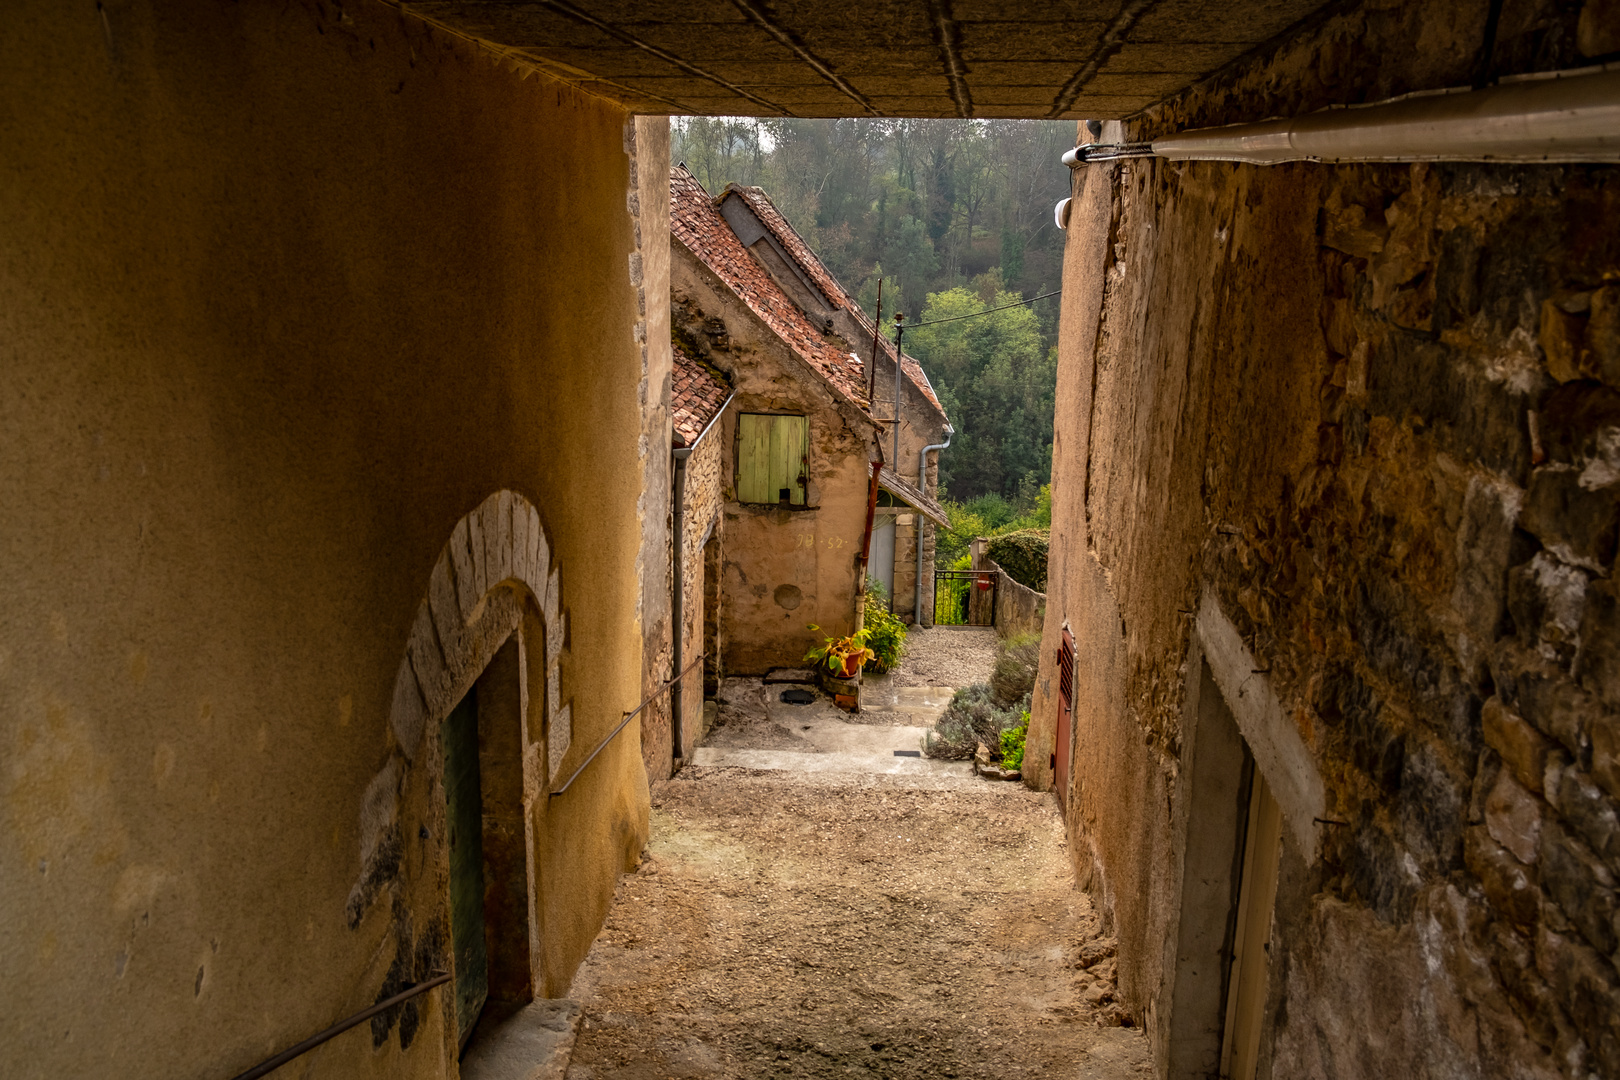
[901,289,1061,328]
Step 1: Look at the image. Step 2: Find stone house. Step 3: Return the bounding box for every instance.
[1022,2,1620,1078]
[669,167,950,677]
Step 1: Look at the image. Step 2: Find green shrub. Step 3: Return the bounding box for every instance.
[991,632,1041,706]
[863,577,907,673]
[1000,711,1030,772]
[923,683,1030,761]
[987,529,1049,592]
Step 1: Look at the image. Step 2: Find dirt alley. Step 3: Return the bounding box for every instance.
[565,630,1151,1079]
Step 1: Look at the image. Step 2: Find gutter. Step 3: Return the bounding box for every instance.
[915,430,953,627]
[670,390,735,765]
[1060,64,1620,167]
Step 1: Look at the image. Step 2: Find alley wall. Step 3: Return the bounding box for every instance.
[1030,1,1620,1076]
[0,2,661,1076]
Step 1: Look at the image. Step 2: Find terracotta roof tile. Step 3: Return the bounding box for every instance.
[719,184,947,423]
[672,342,731,448]
[671,167,871,408]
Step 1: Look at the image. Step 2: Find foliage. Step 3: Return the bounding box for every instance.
[1000,712,1030,772]
[802,624,874,675]
[672,117,1072,503]
[937,483,1051,568]
[991,632,1042,706]
[923,683,1030,761]
[987,530,1049,592]
[932,553,974,626]
[908,275,1057,500]
[862,577,908,673]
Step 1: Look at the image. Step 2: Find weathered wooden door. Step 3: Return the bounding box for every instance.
[1219,767,1282,1079]
[1053,628,1074,814]
[442,691,488,1049]
[870,517,895,603]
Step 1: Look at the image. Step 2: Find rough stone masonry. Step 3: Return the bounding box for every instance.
[1029,0,1620,1077]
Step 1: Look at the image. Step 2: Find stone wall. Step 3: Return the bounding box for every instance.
[0,2,657,1075]
[987,557,1047,641]
[1030,1,1620,1077]
[647,426,725,778]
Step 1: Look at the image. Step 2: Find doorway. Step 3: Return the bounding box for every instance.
[442,633,535,1053]
[870,515,896,609]
[1166,660,1283,1080]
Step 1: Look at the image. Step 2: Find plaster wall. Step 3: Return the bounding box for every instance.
[1033,1,1620,1077]
[0,2,656,1076]
[671,249,879,674]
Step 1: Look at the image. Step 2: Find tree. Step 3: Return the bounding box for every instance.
[672,116,1074,500]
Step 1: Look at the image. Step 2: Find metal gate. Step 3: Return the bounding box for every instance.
[932,569,997,627]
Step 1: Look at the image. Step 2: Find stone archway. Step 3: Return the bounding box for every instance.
[348,490,571,929]
[389,490,570,779]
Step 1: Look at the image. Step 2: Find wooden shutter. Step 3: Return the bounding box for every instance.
[771,414,808,506]
[736,414,773,504]
[737,414,808,505]
[1054,628,1074,814]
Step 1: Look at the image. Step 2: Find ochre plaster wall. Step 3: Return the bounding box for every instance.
[0,2,654,1076]
[671,248,879,675]
[1033,1,1620,1077]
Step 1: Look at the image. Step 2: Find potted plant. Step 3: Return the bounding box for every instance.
[804,624,876,678]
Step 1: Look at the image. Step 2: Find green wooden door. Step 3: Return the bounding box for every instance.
[442,691,487,1048]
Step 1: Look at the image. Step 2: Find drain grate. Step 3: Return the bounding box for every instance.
[893,750,921,758]
[779,688,815,705]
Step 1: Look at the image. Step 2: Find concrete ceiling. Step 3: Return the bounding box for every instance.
[400,0,1331,118]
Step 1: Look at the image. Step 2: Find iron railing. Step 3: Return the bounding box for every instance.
[549,652,703,797]
[932,569,998,627]
[226,973,451,1080]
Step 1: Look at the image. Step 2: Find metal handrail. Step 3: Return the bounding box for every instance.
[226,972,450,1080]
[549,653,704,797]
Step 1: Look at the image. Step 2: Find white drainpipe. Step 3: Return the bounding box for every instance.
[915,430,952,627]
[1061,64,1620,168]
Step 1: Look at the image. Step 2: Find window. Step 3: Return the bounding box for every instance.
[736,413,808,505]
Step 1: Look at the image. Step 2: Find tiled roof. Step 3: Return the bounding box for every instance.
[672,341,731,448]
[671,167,870,409]
[724,185,850,312]
[879,470,950,529]
[720,184,947,423]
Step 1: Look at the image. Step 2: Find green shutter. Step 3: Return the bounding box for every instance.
[770,415,808,506]
[736,414,773,504]
[737,414,808,505]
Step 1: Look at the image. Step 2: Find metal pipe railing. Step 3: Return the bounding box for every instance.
[549,652,704,797]
[226,973,450,1080]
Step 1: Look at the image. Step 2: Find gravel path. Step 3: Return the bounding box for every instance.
[564,774,1149,1079]
[561,628,1151,1079]
[888,626,1000,687]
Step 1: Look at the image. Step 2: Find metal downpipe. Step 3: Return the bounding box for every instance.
[915,431,952,627]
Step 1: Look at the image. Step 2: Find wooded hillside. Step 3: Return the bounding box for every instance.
[673,118,1074,503]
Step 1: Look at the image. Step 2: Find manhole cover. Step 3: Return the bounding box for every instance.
[779,688,815,705]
